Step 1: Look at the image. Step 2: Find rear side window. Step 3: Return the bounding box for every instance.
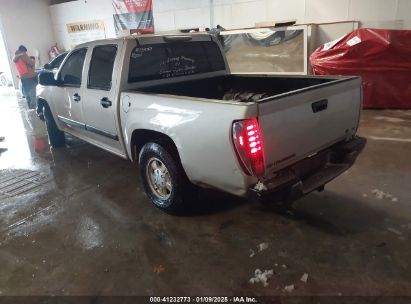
[88,45,117,90]
[128,41,226,83]
[60,48,87,87]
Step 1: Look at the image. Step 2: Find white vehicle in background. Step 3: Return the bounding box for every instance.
[36,34,366,214]
[0,71,13,87]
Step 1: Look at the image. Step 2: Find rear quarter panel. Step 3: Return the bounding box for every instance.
[120,92,258,196]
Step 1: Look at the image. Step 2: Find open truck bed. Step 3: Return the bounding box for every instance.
[137,74,356,103]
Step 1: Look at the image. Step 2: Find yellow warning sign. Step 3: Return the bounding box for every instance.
[66,20,106,48]
[66,20,105,33]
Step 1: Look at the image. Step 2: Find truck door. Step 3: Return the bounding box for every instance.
[54,48,87,131]
[82,44,122,153]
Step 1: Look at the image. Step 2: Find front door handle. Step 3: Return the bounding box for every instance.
[100,97,112,108]
[73,93,81,102]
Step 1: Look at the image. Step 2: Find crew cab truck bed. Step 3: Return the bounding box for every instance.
[37,33,365,214]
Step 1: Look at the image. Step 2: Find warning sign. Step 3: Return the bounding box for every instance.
[66,20,106,48]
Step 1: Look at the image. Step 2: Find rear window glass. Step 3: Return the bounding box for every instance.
[128,41,226,83]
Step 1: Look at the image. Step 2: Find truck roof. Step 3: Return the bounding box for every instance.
[75,33,214,49]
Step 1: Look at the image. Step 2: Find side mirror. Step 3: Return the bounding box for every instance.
[38,71,58,86]
[44,63,51,70]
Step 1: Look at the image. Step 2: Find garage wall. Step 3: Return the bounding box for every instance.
[212,0,411,29]
[49,0,411,50]
[49,0,116,51]
[49,0,212,50]
[0,0,56,68]
[155,0,411,30]
[305,0,409,29]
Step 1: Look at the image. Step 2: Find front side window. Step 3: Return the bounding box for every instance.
[50,53,67,70]
[128,41,226,83]
[88,45,117,90]
[60,48,87,87]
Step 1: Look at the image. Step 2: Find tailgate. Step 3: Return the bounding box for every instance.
[258,77,362,178]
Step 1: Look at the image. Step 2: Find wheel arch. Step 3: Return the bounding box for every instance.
[130,129,182,164]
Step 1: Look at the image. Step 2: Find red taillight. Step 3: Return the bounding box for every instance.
[232,118,265,177]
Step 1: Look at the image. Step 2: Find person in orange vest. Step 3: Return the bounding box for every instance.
[13,45,37,109]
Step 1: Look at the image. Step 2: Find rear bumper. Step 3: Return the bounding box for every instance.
[249,136,367,202]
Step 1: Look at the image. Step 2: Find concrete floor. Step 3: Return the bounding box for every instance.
[0,87,410,296]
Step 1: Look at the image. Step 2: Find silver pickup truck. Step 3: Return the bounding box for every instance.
[36,33,366,214]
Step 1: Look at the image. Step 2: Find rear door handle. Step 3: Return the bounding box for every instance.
[100,97,112,108]
[73,93,81,102]
[312,99,328,113]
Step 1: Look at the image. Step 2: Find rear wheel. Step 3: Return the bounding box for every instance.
[43,105,65,148]
[138,141,191,214]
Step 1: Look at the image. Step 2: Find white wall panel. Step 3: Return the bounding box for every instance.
[154,11,176,31]
[213,5,233,28]
[397,0,411,29]
[348,0,398,27]
[174,7,211,29]
[214,0,257,5]
[47,0,411,51]
[174,0,210,10]
[266,0,306,24]
[153,0,177,13]
[305,0,349,23]
[231,0,265,28]
[50,0,117,50]
[0,0,56,70]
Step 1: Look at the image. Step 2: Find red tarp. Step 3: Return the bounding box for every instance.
[310,29,411,109]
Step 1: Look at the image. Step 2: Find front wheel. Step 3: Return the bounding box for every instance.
[138,142,191,214]
[44,105,65,148]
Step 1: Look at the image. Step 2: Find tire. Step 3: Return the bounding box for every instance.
[43,105,65,148]
[139,141,191,214]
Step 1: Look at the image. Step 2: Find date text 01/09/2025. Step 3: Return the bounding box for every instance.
[149,297,258,303]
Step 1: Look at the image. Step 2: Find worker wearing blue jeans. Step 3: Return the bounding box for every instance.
[20,77,37,108]
[13,45,37,109]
